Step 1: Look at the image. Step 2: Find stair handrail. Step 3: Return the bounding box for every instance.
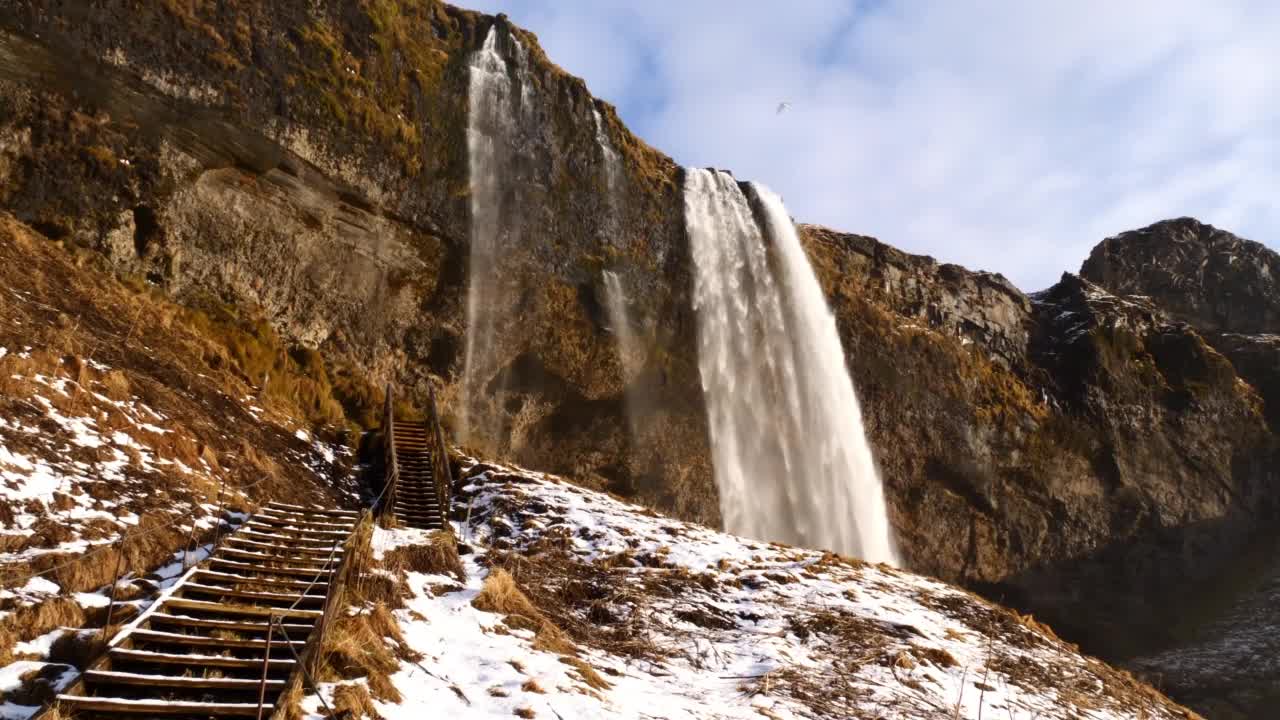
[426,385,454,525]
[379,383,399,523]
[267,510,364,720]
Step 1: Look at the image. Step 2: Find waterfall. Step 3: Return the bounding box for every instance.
[684,168,897,565]
[602,271,640,383]
[592,108,621,200]
[461,26,524,444]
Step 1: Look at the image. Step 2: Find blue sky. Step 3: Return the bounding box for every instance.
[460,1,1280,291]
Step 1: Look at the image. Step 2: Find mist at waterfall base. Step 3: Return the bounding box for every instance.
[684,169,897,565]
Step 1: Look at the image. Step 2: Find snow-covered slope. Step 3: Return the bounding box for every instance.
[306,459,1194,720]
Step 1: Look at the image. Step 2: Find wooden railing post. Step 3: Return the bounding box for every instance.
[427,386,453,523]
[256,616,275,720]
[99,536,126,642]
[380,383,399,524]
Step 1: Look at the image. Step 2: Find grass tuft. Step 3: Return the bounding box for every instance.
[332,682,385,720]
[382,530,465,581]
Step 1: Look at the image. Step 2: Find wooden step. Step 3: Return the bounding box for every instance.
[217,546,341,568]
[109,648,296,670]
[128,629,307,650]
[210,558,342,579]
[160,597,322,620]
[240,529,342,548]
[264,502,358,518]
[85,669,286,691]
[179,582,327,606]
[145,613,312,635]
[56,696,272,717]
[193,569,330,592]
[210,553,338,576]
[245,520,349,538]
[395,503,441,510]
[253,513,354,531]
[394,507,442,517]
[224,536,346,558]
[398,519,444,529]
[394,497,440,506]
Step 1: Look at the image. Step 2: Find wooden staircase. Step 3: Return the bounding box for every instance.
[389,420,446,530]
[378,385,453,532]
[49,502,358,719]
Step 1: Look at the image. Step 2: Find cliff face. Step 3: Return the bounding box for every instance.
[1082,218,1280,430]
[1,2,1278,706]
[1080,218,1280,716]
[1082,218,1280,335]
[0,1,711,525]
[804,225,1276,664]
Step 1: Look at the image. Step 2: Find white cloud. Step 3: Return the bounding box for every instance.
[459,1,1280,291]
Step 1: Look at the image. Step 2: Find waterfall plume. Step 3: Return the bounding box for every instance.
[602,270,643,441]
[683,168,897,565]
[461,26,527,445]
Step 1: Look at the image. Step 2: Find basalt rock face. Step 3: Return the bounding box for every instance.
[0,3,1277,707]
[1082,219,1280,431]
[1080,218,1280,717]
[804,226,1276,669]
[1082,218,1280,335]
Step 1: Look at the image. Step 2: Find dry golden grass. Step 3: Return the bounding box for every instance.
[274,679,305,720]
[520,678,544,694]
[472,569,574,656]
[0,597,85,666]
[320,609,403,703]
[560,657,613,691]
[315,514,417,704]
[24,515,188,595]
[332,682,385,720]
[353,571,410,609]
[481,550,667,663]
[382,530,465,581]
[34,702,70,720]
[514,707,536,718]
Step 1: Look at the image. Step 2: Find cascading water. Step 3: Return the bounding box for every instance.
[602,271,641,384]
[684,168,897,565]
[592,108,621,201]
[461,26,526,444]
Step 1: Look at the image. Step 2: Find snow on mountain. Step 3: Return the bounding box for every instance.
[302,459,1193,720]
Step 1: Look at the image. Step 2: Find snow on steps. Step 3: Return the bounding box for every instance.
[41,501,357,719]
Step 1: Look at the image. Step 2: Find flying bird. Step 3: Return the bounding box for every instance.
[776,101,792,115]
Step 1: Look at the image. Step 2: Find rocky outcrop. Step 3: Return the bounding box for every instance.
[800,225,1031,367]
[1078,218,1280,716]
[806,224,1276,667]
[1081,219,1280,431]
[1,6,1278,715]
[1082,218,1280,334]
